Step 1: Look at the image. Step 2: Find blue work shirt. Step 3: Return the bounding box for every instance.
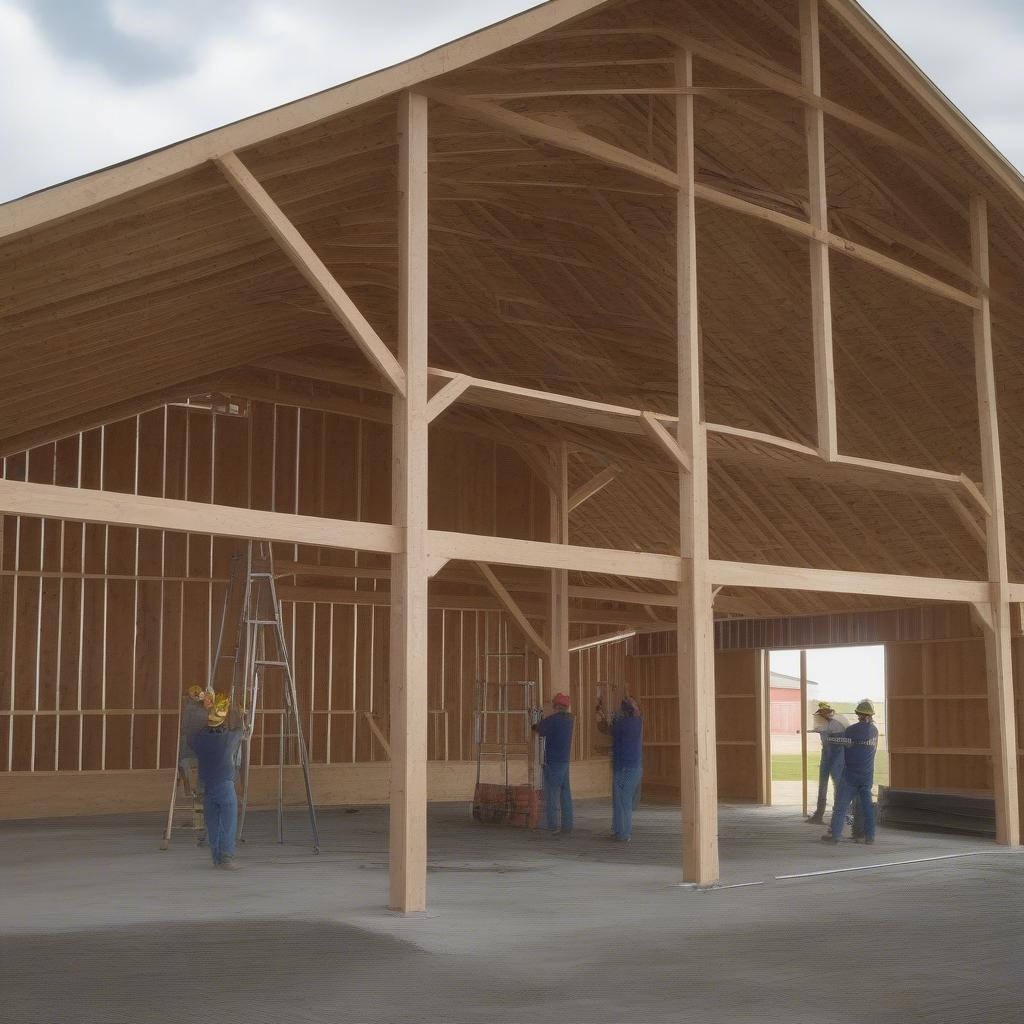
[828,720,878,784]
[187,728,242,790]
[535,711,574,765]
[611,715,643,770]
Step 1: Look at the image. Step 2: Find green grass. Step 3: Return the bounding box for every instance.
[772,751,889,786]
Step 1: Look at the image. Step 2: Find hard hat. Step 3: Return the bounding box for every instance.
[207,692,231,727]
[552,692,571,708]
[855,699,876,717]
[816,701,835,713]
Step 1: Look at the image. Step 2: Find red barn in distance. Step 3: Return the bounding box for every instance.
[770,671,820,735]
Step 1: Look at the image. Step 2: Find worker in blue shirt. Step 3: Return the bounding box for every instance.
[532,692,574,834]
[598,696,643,842]
[821,699,880,845]
[187,692,244,869]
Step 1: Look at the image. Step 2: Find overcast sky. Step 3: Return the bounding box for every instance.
[2,0,1023,204]
[771,646,885,703]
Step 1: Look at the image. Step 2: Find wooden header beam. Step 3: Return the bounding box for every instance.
[0,478,401,554]
[708,559,989,604]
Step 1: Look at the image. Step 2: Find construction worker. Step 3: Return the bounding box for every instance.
[532,692,574,834]
[806,701,848,824]
[597,696,643,842]
[187,692,243,869]
[821,699,880,846]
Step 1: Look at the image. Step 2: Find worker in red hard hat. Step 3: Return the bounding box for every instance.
[532,692,575,834]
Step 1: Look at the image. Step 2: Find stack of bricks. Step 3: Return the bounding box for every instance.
[472,783,543,828]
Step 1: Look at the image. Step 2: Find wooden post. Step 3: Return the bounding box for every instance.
[548,443,570,705]
[756,650,772,806]
[800,0,838,460]
[676,51,719,886]
[800,650,809,818]
[389,90,430,911]
[970,195,1021,847]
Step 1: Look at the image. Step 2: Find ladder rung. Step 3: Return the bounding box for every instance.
[256,659,290,667]
[248,619,280,625]
[250,572,275,578]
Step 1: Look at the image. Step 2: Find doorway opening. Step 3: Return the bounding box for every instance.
[767,646,888,809]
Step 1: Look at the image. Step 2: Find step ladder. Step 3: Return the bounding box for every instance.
[160,542,320,853]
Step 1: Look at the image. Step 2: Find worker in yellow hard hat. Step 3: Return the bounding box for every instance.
[821,699,880,846]
[187,692,243,869]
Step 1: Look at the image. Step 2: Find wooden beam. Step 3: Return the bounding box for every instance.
[427,367,667,435]
[676,51,719,887]
[801,0,838,461]
[708,559,990,604]
[277,585,672,627]
[474,562,552,659]
[389,91,430,913]
[426,556,449,578]
[429,530,681,582]
[945,493,988,551]
[640,411,694,473]
[692,184,981,309]
[569,584,676,608]
[799,649,809,818]
[420,87,679,189]
[969,195,1020,847]
[706,422,818,459]
[425,374,471,423]
[215,152,407,396]
[569,629,638,653]
[0,478,400,554]
[756,651,772,807]
[364,712,392,759]
[568,465,620,512]
[549,443,571,702]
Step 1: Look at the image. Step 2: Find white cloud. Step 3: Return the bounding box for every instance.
[0,0,537,202]
[2,0,1022,204]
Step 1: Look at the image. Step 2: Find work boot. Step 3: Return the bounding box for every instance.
[806,812,824,824]
[820,834,839,845]
[219,858,241,871]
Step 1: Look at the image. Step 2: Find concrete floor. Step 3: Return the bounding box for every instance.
[2,800,1022,1024]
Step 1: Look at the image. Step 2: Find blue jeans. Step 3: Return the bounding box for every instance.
[202,780,238,864]
[814,748,843,816]
[831,777,875,841]
[543,763,573,832]
[612,764,642,839]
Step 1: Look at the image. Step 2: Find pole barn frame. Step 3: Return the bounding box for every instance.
[2,0,1024,906]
